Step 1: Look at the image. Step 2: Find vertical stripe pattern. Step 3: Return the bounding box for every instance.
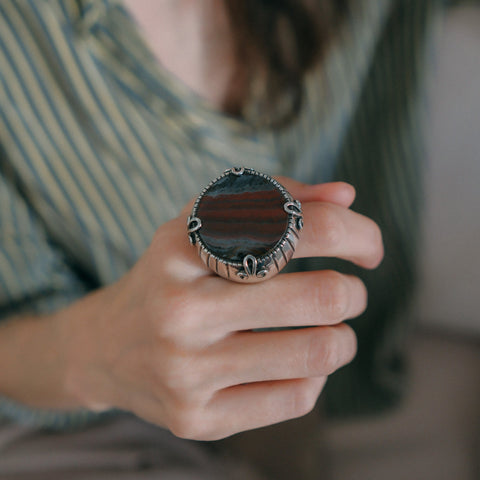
[0,0,460,427]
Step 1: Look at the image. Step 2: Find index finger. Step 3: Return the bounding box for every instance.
[293,202,384,270]
[275,178,356,208]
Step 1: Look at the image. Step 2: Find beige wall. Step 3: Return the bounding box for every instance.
[415,5,480,336]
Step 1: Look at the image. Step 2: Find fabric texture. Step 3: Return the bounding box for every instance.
[0,0,460,427]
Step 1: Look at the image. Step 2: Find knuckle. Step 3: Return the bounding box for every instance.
[159,356,213,439]
[291,380,320,418]
[366,221,384,268]
[307,328,341,375]
[167,406,207,440]
[319,270,349,320]
[355,277,369,317]
[317,206,345,249]
[160,356,199,396]
[340,323,358,364]
[153,286,200,341]
[153,347,210,402]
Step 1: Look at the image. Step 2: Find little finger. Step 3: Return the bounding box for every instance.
[203,377,327,440]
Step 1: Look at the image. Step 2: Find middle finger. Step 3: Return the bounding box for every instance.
[209,269,367,332]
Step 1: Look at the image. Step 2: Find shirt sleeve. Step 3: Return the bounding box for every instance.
[0,162,111,429]
[0,164,88,320]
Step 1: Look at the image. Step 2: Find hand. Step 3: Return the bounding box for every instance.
[63,180,383,441]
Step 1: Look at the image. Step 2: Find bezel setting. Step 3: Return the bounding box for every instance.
[187,167,303,283]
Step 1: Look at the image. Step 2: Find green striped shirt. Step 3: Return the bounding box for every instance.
[0,0,466,428]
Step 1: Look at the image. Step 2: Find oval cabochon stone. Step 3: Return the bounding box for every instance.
[196,172,289,262]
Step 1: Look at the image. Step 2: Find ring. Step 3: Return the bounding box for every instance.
[187,167,303,283]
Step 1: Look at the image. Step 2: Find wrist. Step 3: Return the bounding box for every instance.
[59,287,119,413]
[0,286,118,413]
[0,311,80,410]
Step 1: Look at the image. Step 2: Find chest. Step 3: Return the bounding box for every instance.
[122,0,237,111]
[1,0,384,286]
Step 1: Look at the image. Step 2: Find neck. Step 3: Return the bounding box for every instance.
[122,0,243,112]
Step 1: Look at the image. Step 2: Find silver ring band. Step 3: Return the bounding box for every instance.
[187,167,303,283]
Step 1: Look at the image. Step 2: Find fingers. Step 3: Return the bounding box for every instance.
[181,179,356,216]
[215,270,367,332]
[210,323,357,388]
[203,377,327,440]
[294,202,384,269]
[180,179,355,220]
[276,178,356,208]
[171,180,381,278]
[164,377,326,441]
[163,195,382,282]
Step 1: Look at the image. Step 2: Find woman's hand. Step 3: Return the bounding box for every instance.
[62,180,383,441]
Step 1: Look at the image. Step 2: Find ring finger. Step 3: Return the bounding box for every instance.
[209,322,357,389]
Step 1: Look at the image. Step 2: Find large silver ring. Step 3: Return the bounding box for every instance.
[187,167,303,283]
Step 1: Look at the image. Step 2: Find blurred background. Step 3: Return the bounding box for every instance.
[324,4,480,480]
[220,5,480,480]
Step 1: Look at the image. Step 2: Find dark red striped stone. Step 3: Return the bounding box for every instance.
[196,172,288,262]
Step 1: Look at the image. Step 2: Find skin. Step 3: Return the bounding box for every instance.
[0,180,383,441]
[0,1,383,442]
[122,0,239,109]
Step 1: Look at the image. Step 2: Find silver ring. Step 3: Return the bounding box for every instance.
[187,167,303,283]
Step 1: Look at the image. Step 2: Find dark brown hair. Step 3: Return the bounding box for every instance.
[224,0,347,128]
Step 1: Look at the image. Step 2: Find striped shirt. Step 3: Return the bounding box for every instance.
[0,0,468,428]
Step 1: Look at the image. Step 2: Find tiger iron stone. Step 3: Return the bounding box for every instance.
[196,171,289,263]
